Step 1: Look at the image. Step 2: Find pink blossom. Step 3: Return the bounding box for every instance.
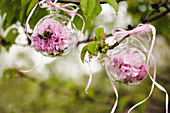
[31,18,73,55]
[109,48,148,84]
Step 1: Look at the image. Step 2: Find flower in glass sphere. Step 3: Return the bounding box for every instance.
[31,17,73,56]
[108,48,149,85]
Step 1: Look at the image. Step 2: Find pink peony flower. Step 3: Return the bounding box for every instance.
[31,18,73,56]
[109,48,148,85]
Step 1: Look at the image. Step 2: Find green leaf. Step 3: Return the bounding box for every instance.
[73,9,85,31]
[5,28,18,42]
[80,0,96,20]
[80,0,88,17]
[87,0,96,20]
[81,45,88,63]
[91,1,102,21]
[95,27,104,41]
[96,0,100,3]
[2,68,17,82]
[21,0,31,7]
[80,0,98,21]
[0,1,8,16]
[26,0,39,15]
[1,0,21,29]
[88,51,94,58]
[73,1,102,33]
[4,9,15,29]
[4,28,19,51]
[29,6,48,29]
[0,0,32,29]
[20,0,31,23]
[87,41,98,54]
[103,0,119,14]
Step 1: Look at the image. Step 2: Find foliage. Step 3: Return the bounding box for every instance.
[126,0,170,42]
[0,0,48,30]
[0,0,118,51]
[103,0,119,14]
[95,27,104,41]
[1,63,169,113]
[0,67,148,113]
[0,0,169,113]
[80,27,111,63]
[0,28,19,51]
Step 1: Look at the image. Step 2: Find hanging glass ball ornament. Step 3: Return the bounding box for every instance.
[31,14,77,57]
[107,41,149,85]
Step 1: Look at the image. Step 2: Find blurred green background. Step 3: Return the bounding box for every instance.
[0,0,170,113]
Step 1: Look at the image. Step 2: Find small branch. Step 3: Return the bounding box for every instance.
[102,2,170,49]
[12,0,169,49]
[141,0,169,23]
[77,37,91,45]
[107,5,170,49]
[78,2,170,46]
[108,34,130,49]
[145,7,170,23]
[54,0,124,4]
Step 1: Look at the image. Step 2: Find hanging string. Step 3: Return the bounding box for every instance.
[130,35,169,113]
[39,0,91,94]
[109,24,169,113]
[22,0,85,73]
[38,0,85,48]
[19,55,43,73]
[84,59,93,94]
[105,61,119,113]
[25,3,39,41]
[25,0,85,50]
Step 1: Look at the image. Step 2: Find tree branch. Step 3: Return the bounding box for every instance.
[107,5,170,49]
[53,0,124,4]
[141,1,169,23]
[108,35,130,49]
[15,0,169,49]
[144,1,167,20]
[103,1,170,49]
[145,7,170,23]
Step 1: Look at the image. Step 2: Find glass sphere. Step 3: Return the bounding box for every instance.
[31,14,77,57]
[107,41,148,85]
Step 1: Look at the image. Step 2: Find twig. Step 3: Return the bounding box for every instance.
[108,35,130,49]
[12,0,169,48]
[89,1,169,49]
[145,7,170,23]
[144,1,166,20]
[53,0,124,4]
[107,4,170,49]
[141,1,169,23]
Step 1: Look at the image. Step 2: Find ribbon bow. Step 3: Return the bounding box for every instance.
[112,24,151,42]
[26,0,85,47]
[39,0,79,16]
[106,24,169,113]
[22,0,85,72]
